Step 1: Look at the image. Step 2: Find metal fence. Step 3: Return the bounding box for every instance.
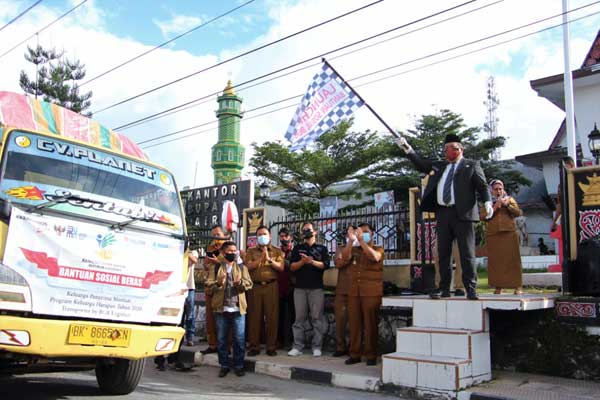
[268,205,411,259]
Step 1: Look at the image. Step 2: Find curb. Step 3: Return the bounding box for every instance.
[180,349,381,392]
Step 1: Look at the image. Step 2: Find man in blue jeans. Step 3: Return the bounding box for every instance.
[205,241,253,377]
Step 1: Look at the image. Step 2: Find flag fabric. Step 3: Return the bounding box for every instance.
[285,62,363,151]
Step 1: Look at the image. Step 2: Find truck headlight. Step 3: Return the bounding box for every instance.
[0,263,27,286]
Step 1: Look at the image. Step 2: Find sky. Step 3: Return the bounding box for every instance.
[1,0,600,190]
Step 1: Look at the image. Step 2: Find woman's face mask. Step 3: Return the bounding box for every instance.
[362,232,371,243]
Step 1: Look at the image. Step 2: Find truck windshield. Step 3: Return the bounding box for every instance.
[0,131,183,234]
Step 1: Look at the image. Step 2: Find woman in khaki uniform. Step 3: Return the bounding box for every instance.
[481,179,523,294]
[341,223,384,366]
[333,244,351,357]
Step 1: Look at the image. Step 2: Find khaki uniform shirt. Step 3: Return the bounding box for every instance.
[245,244,284,283]
[347,245,384,297]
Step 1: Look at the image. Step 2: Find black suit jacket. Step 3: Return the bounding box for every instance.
[407,152,491,222]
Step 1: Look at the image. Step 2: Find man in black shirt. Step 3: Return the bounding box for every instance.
[287,222,330,357]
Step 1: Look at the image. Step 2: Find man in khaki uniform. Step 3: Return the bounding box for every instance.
[245,225,284,356]
[333,244,351,357]
[342,223,383,366]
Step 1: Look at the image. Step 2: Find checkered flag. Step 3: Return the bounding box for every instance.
[285,61,364,152]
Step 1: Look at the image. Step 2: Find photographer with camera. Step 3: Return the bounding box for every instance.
[287,222,330,357]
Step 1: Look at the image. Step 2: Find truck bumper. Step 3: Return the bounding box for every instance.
[0,316,184,359]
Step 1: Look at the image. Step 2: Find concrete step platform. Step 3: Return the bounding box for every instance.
[382,351,491,397]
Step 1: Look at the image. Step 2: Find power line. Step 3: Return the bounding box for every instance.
[139,6,600,150]
[350,0,600,82]
[0,0,43,33]
[91,0,391,115]
[112,0,482,130]
[0,0,88,60]
[80,0,256,87]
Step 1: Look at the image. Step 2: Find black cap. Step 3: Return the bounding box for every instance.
[444,134,461,144]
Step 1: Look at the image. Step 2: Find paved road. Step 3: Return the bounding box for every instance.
[0,359,400,399]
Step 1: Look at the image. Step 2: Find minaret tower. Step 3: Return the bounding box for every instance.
[212,80,245,184]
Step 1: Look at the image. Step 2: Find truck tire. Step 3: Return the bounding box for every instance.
[95,357,145,395]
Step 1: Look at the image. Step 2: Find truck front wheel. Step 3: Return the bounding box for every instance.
[95,357,145,395]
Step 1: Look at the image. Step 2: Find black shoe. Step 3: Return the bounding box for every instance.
[201,347,217,355]
[467,289,479,300]
[247,349,260,357]
[454,289,466,296]
[366,359,376,366]
[332,350,347,357]
[429,290,442,299]
[234,368,245,377]
[218,367,230,377]
[157,363,166,371]
[344,357,361,365]
[266,350,277,356]
[441,290,451,298]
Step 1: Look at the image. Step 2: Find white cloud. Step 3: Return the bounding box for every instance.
[153,14,203,39]
[1,0,599,192]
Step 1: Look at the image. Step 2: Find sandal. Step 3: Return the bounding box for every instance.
[494,288,502,295]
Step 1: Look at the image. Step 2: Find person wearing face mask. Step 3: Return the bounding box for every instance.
[201,224,227,355]
[481,179,523,295]
[277,227,295,350]
[245,226,284,356]
[205,241,253,378]
[341,223,383,366]
[287,222,330,357]
[396,134,492,300]
[332,231,352,357]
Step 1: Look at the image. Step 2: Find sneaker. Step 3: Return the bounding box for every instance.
[266,350,277,356]
[201,347,217,355]
[312,349,322,357]
[218,367,230,377]
[185,339,194,346]
[234,368,245,377]
[288,348,302,356]
[247,349,260,357]
[332,350,347,357]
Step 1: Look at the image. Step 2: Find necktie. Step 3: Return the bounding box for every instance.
[442,163,455,205]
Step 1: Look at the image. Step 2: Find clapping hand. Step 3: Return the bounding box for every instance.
[300,252,314,265]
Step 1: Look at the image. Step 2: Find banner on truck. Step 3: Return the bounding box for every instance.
[4,207,186,324]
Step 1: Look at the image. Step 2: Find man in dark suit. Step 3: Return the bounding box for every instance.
[396,134,493,300]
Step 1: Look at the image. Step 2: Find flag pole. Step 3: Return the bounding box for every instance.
[323,57,400,138]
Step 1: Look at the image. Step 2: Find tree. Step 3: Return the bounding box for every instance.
[360,109,531,201]
[19,45,93,116]
[250,120,388,215]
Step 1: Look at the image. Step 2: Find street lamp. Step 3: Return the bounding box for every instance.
[588,123,600,164]
[259,182,270,206]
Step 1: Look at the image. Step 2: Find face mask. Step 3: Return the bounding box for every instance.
[224,253,236,262]
[362,232,371,243]
[257,235,270,246]
[280,239,290,246]
[302,229,314,239]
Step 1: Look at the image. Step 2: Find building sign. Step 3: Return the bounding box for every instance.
[181,180,253,230]
[242,207,266,248]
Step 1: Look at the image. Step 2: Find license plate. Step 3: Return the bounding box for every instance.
[68,324,131,347]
